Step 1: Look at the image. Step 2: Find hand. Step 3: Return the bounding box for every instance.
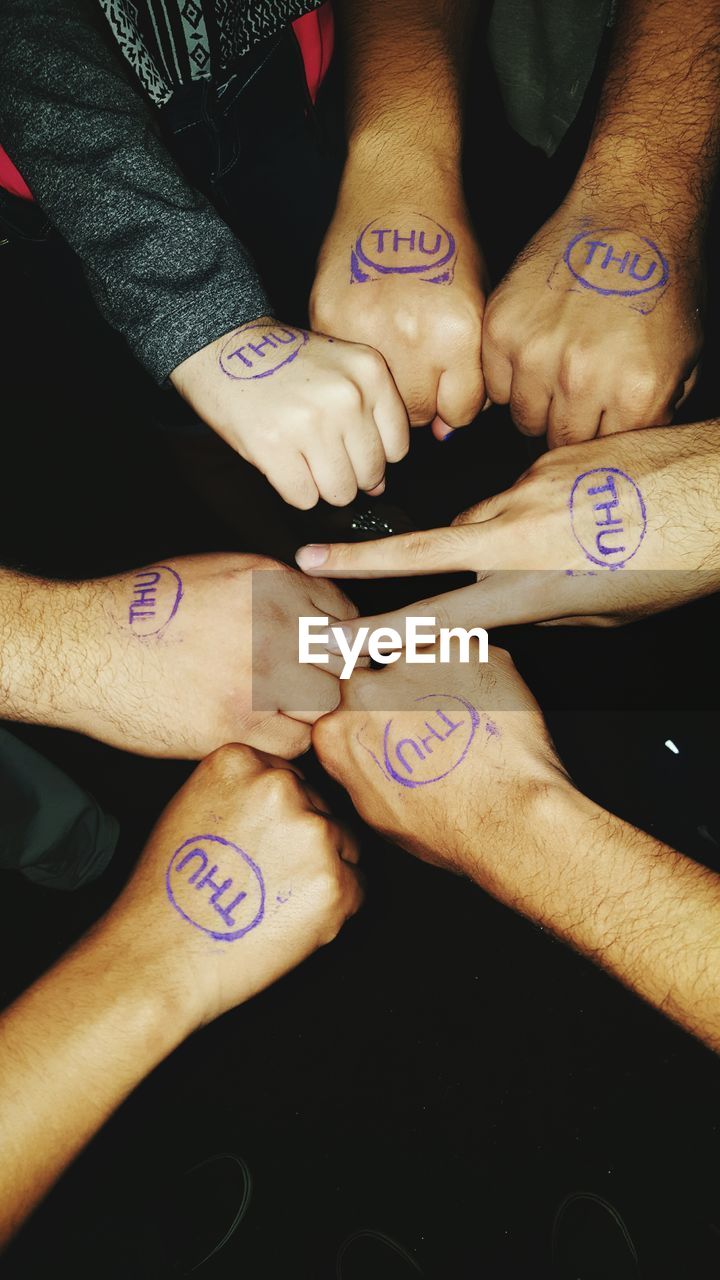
[100,745,363,1029]
[295,423,720,630]
[170,317,409,508]
[313,646,567,903]
[54,553,359,758]
[482,200,703,446]
[311,161,488,438]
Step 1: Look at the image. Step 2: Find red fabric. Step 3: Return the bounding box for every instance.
[292,2,334,103]
[0,144,33,200]
[0,5,335,201]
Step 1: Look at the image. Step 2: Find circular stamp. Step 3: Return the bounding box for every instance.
[166,833,266,941]
[569,467,647,569]
[381,693,480,789]
[128,565,183,636]
[354,214,456,277]
[219,324,308,380]
[563,229,669,298]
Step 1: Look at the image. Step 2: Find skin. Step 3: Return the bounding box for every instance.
[295,422,720,634]
[313,650,720,1051]
[0,553,360,759]
[311,0,489,438]
[482,0,720,444]
[170,319,409,509]
[0,745,362,1245]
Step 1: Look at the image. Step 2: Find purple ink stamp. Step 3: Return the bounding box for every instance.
[569,467,647,569]
[166,833,265,942]
[128,565,183,636]
[219,324,308,380]
[562,229,669,300]
[351,214,457,285]
[358,693,481,789]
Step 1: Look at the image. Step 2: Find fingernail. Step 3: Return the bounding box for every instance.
[296,544,329,570]
[440,429,455,442]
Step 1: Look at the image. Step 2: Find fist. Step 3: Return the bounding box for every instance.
[170,318,409,508]
[313,646,566,903]
[67,553,359,759]
[482,205,703,446]
[311,170,488,437]
[111,745,363,1026]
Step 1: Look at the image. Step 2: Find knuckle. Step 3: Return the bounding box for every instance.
[616,369,661,415]
[257,766,298,810]
[334,378,364,412]
[202,741,253,778]
[558,346,595,397]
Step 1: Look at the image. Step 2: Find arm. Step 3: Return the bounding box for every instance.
[0,1,409,508]
[313,650,720,1051]
[310,0,488,435]
[0,0,268,383]
[525,787,720,1051]
[295,421,720,633]
[0,554,358,758]
[482,0,720,444]
[0,744,362,1245]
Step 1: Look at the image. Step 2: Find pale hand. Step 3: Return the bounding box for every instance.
[170,318,409,508]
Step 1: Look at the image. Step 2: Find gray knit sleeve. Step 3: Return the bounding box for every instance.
[0,0,270,382]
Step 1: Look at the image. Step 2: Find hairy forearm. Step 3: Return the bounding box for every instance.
[338,0,476,175]
[0,570,105,728]
[576,0,720,236]
[517,785,720,1051]
[0,920,189,1245]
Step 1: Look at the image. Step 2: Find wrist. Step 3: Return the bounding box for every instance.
[344,132,463,202]
[88,911,203,1047]
[567,156,706,256]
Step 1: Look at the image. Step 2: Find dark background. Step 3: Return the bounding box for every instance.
[1,19,720,1278]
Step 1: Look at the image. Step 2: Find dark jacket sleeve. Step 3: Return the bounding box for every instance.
[0,0,270,382]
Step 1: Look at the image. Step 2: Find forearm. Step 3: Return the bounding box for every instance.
[0,0,268,381]
[0,919,190,1245]
[337,0,476,178]
[575,0,720,238]
[507,784,720,1051]
[0,571,80,726]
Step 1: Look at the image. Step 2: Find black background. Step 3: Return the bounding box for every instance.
[1,19,720,1279]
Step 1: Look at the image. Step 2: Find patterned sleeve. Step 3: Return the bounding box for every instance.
[0,0,270,382]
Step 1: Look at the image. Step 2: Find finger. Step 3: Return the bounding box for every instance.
[259,452,319,510]
[283,666,342,724]
[451,490,506,527]
[509,371,551,437]
[432,414,455,442]
[338,859,364,918]
[480,339,513,405]
[308,577,359,622]
[331,571,585,653]
[246,744,308,773]
[597,402,672,436]
[306,442,358,507]
[337,825,361,866]
[372,375,411,463]
[343,416,388,493]
[546,391,602,449]
[295,522,482,578]
[676,363,699,410]
[326,583,496,655]
[436,361,486,429]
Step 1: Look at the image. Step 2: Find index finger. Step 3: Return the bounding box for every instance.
[294,523,482,579]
